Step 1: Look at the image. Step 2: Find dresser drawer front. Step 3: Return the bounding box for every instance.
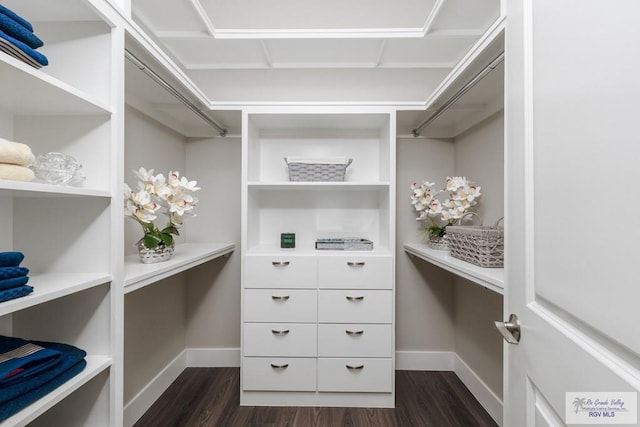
[242,357,317,391]
[244,323,317,357]
[318,290,392,323]
[245,255,317,288]
[244,289,317,323]
[318,324,392,358]
[318,255,392,289]
[317,358,393,392]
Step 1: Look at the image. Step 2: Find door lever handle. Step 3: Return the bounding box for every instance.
[494,313,521,344]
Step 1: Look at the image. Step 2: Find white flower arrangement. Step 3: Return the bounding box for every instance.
[124,167,200,248]
[410,176,481,237]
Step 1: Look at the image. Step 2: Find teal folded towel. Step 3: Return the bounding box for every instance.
[0,285,32,303]
[0,252,24,268]
[0,5,33,32]
[0,276,28,291]
[0,338,86,421]
[0,267,28,280]
[0,336,62,386]
[0,12,43,49]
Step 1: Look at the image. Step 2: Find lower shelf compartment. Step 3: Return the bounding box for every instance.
[3,355,112,427]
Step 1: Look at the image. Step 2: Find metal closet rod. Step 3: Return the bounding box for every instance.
[412,51,505,137]
[125,49,228,137]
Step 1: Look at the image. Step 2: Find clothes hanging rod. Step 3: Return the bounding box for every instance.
[412,51,504,137]
[125,49,228,137]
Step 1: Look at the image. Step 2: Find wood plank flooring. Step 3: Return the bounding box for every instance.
[134,368,498,427]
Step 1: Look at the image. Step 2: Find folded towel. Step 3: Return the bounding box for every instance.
[0,276,28,291]
[0,267,28,281]
[0,139,35,166]
[0,164,34,182]
[0,340,85,407]
[0,337,62,386]
[0,6,33,32]
[0,12,43,49]
[0,29,47,68]
[0,252,24,268]
[0,285,33,303]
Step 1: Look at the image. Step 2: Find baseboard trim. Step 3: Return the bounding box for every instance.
[186,347,241,367]
[453,354,503,426]
[395,350,454,371]
[123,350,187,427]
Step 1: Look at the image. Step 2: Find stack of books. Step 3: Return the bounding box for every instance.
[315,238,373,251]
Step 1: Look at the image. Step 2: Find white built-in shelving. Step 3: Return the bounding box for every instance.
[124,243,235,294]
[404,243,503,294]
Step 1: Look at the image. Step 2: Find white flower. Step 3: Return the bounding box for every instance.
[411,176,481,227]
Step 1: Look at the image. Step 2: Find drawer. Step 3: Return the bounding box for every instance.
[318,324,392,358]
[244,255,317,288]
[317,358,393,392]
[318,255,392,289]
[242,357,316,391]
[244,289,317,323]
[318,290,392,323]
[244,323,317,357]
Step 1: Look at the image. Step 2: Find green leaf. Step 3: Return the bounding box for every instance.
[143,233,162,248]
[159,233,174,247]
[161,225,179,235]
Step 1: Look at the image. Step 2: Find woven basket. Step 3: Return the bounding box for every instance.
[446,214,504,268]
[285,157,353,182]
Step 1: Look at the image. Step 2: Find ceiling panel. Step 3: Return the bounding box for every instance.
[132,0,208,32]
[162,39,267,67]
[199,0,436,29]
[430,0,500,31]
[381,36,478,66]
[265,39,383,67]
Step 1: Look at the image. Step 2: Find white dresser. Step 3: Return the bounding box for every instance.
[240,108,396,407]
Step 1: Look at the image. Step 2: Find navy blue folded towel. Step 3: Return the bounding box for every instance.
[0,5,33,32]
[0,338,87,421]
[0,285,33,303]
[0,336,62,386]
[0,29,47,66]
[0,12,43,49]
[0,276,29,291]
[0,252,24,268]
[0,267,28,281]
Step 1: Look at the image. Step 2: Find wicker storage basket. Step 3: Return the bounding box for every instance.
[285,157,353,182]
[446,216,504,268]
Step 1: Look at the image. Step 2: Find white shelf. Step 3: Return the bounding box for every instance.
[246,245,392,256]
[2,355,112,427]
[248,182,390,190]
[124,242,235,294]
[0,181,111,198]
[404,242,504,295]
[0,273,112,317]
[0,54,112,116]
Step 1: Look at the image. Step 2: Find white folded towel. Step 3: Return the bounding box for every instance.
[0,138,35,166]
[0,163,34,182]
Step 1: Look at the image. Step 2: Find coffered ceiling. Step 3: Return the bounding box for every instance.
[127,0,501,134]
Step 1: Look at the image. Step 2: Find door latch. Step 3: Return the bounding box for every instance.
[494,313,521,344]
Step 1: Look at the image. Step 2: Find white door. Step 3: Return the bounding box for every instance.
[504,1,640,425]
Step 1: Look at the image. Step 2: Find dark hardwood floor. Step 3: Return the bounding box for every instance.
[134,368,498,427]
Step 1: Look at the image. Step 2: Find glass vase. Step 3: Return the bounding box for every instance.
[136,239,175,264]
[426,231,449,251]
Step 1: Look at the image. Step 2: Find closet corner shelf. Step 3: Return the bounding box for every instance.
[0,181,111,198]
[0,273,112,317]
[403,242,504,295]
[2,355,111,427]
[124,242,235,294]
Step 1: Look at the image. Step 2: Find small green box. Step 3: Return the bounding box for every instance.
[280,233,295,249]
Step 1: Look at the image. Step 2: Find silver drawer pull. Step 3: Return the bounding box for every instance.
[346,295,364,302]
[347,261,365,267]
[272,261,290,266]
[346,364,364,370]
[272,329,290,336]
[270,363,289,369]
[346,329,364,336]
[271,295,290,301]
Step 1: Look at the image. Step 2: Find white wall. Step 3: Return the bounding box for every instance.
[123,106,188,404]
[453,111,504,399]
[396,136,456,352]
[185,137,241,348]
